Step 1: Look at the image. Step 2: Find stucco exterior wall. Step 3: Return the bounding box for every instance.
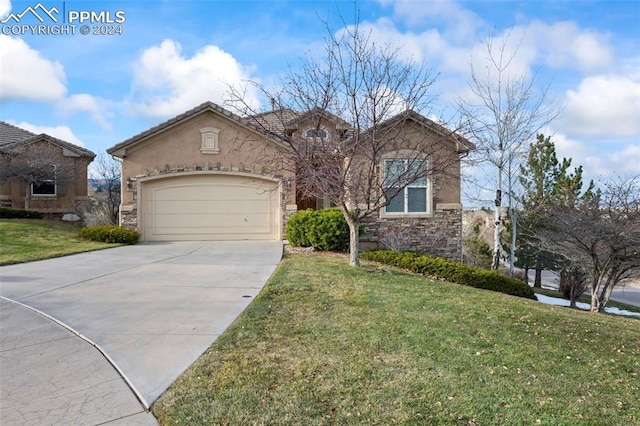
[116,110,296,236]
[356,120,465,260]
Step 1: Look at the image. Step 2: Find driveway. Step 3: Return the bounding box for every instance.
[0,241,282,425]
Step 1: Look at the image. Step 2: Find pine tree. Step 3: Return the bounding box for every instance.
[518,134,592,288]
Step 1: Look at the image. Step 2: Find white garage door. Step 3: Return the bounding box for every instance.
[141,174,280,241]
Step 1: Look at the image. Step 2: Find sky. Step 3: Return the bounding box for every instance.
[1,0,638,205]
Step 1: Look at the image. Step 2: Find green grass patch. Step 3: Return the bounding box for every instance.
[0,219,119,265]
[153,254,640,425]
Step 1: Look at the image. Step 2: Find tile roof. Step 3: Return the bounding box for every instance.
[107,101,292,155]
[244,108,300,137]
[0,121,37,147]
[349,110,476,153]
[0,121,95,157]
[106,101,475,156]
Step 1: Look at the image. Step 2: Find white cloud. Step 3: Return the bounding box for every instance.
[388,0,483,42]
[0,35,66,101]
[0,0,11,19]
[561,74,640,138]
[544,129,639,181]
[528,20,613,73]
[605,144,640,173]
[126,39,260,118]
[57,94,112,130]
[544,130,587,163]
[11,121,85,147]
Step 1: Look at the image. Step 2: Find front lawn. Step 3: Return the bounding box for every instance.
[0,219,119,265]
[153,253,640,425]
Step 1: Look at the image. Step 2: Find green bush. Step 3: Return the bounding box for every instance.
[286,209,315,247]
[361,249,537,300]
[0,207,44,219]
[286,208,350,252]
[79,225,139,245]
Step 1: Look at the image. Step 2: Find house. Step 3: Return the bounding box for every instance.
[107,101,474,260]
[0,122,95,214]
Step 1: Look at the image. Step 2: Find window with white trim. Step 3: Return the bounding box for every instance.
[384,159,428,213]
[32,181,56,196]
[200,127,220,154]
[31,164,57,196]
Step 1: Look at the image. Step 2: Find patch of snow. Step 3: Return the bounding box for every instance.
[536,294,640,319]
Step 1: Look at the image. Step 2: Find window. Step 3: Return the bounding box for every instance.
[383,159,428,214]
[200,127,220,154]
[31,164,57,196]
[32,180,56,196]
[305,128,328,139]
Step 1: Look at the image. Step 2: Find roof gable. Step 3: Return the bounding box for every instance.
[0,121,95,158]
[107,101,290,156]
[353,110,475,154]
[283,107,352,131]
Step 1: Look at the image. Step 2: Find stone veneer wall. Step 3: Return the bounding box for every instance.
[360,206,463,261]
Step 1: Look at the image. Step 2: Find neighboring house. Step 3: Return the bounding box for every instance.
[0,121,95,214]
[107,101,474,260]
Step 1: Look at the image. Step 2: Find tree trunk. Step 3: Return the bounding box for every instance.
[523,267,529,285]
[509,207,517,277]
[492,203,501,270]
[534,256,542,288]
[492,149,504,270]
[568,276,578,308]
[345,215,360,267]
[597,279,616,313]
[590,290,600,313]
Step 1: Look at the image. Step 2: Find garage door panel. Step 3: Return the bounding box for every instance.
[149,226,273,236]
[141,175,280,241]
[151,199,270,215]
[150,212,271,229]
[153,184,273,202]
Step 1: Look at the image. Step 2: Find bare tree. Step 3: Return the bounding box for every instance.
[535,175,640,312]
[0,141,76,210]
[458,30,559,270]
[229,18,470,266]
[86,152,121,225]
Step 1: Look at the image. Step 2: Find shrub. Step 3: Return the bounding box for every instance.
[0,207,44,219]
[286,209,315,247]
[361,249,537,300]
[286,208,350,252]
[79,225,139,244]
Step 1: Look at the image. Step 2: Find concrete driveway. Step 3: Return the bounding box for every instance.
[0,241,282,425]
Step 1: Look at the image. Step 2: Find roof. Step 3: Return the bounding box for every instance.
[243,108,300,137]
[352,110,476,153]
[282,107,352,131]
[107,101,291,156]
[0,121,95,158]
[106,101,474,157]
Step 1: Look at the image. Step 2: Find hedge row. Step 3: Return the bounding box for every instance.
[286,208,349,252]
[0,207,44,219]
[79,225,139,245]
[361,249,537,300]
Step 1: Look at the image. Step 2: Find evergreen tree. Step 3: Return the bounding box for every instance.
[518,134,592,288]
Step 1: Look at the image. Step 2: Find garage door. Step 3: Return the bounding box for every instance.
[141,174,280,241]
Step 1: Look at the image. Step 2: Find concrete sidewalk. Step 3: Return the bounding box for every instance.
[0,241,282,425]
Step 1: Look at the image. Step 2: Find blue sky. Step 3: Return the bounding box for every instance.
[1,0,638,202]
